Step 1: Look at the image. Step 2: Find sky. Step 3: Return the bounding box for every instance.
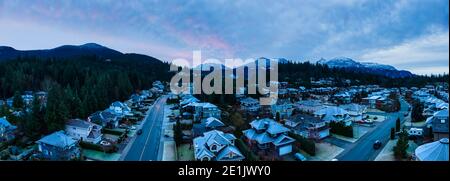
[0,0,448,75]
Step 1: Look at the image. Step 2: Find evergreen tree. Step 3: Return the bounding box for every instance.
[12,91,24,109]
[396,118,401,132]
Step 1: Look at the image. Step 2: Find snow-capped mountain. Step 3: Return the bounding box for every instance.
[317,57,413,78]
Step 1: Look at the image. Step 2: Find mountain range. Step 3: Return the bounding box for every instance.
[317,57,413,78]
[0,43,413,78]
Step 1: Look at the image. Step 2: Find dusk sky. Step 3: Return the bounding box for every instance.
[0,0,448,75]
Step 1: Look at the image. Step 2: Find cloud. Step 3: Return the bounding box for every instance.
[359,30,449,75]
[0,0,448,74]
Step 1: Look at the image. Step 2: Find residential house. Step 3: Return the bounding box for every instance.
[109,101,132,117]
[332,92,352,104]
[285,113,330,140]
[0,117,16,142]
[243,118,295,157]
[36,131,81,160]
[295,100,325,113]
[314,106,352,126]
[193,130,244,161]
[414,138,449,161]
[191,102,221,122]
[426,109,449,141]
[65,119,103,144]
[193,117,226,137]
[88,110,120,128]
[271,99,294,120]
[240,97,260,113]
[339,104,367,122]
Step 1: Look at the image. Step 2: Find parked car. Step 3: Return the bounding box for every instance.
[294,153,307,161]
[137,129,143,135]
[373,140,382,149]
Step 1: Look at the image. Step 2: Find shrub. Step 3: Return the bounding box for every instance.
[79,141,117,153]
[102,128,125,136]
[390,128,395,140]
[288,132,316,156]
[393,130,409,159]
[235,139,259,161]
[329,121,354,138]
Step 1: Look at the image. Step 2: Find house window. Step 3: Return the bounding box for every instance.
[211,145,217,151]
[441,119,446,124]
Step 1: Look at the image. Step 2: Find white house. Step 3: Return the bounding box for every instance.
[240,97,260,113]
[65,119,103,144]
[191,102,221,122]
[109,101,132,117]
[314,106,352,126]
[193,130,244,161]
[243,118,295,156]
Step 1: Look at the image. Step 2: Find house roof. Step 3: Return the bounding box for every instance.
[240,97,259,104]
[205,117,225,128]
[249,118,290,135]
[286,113,325,129]
[66,119,93,129]
[434,109,449,118]
[415,138,449,161]
[0,117,14,128]
[193,130,237,160]
[339,104,366,113]
[216,145,244,161]
[37,131,77,148]
[314,106,348,116]
[273,134,295,146]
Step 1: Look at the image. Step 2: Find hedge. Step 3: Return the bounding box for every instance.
[102,129,125,136]
[329,121,354,138]
[79,141,117,153]
[288,132,316,156]
[235,138,259,161]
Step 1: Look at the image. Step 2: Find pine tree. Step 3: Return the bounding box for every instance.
[396,118,401,132]
[12,91,24,109]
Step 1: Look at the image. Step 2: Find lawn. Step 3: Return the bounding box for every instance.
[177,143,194,161]
[83,149,121,161]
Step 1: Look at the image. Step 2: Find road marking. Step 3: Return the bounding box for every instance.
[139,99,161,161]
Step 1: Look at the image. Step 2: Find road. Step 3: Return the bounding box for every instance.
[336,98,410,161]
[123,95,167,161]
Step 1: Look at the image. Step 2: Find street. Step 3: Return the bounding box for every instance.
[336,98,410,161]
[123,95,167,161]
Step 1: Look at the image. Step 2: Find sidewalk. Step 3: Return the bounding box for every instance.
[160,103,177,161]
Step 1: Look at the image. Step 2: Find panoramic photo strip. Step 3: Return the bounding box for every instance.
[0,1,448,178]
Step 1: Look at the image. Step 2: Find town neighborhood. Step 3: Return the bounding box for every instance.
[0,79,448,161]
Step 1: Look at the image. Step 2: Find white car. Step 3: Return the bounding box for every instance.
[100,141,111,146]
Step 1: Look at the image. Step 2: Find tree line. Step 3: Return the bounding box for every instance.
[0,55,171,139]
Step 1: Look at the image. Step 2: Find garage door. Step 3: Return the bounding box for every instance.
[279,145,292,156]
[319,130,330,139]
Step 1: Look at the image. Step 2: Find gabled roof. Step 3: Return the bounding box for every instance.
[66,119,94,129]
[434,109,449,118]
[314,106,348,116]
[240,97,259,104]
[205,117,225,128]
[204,130,233,146]
[249,118,290,135]
[37,131,77,148]
[415,138,449,161]
[339,103,366,113]
[273,134,295,146]
[216,145,244,161]
[193,130,239,160]
[0,117,14,128]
